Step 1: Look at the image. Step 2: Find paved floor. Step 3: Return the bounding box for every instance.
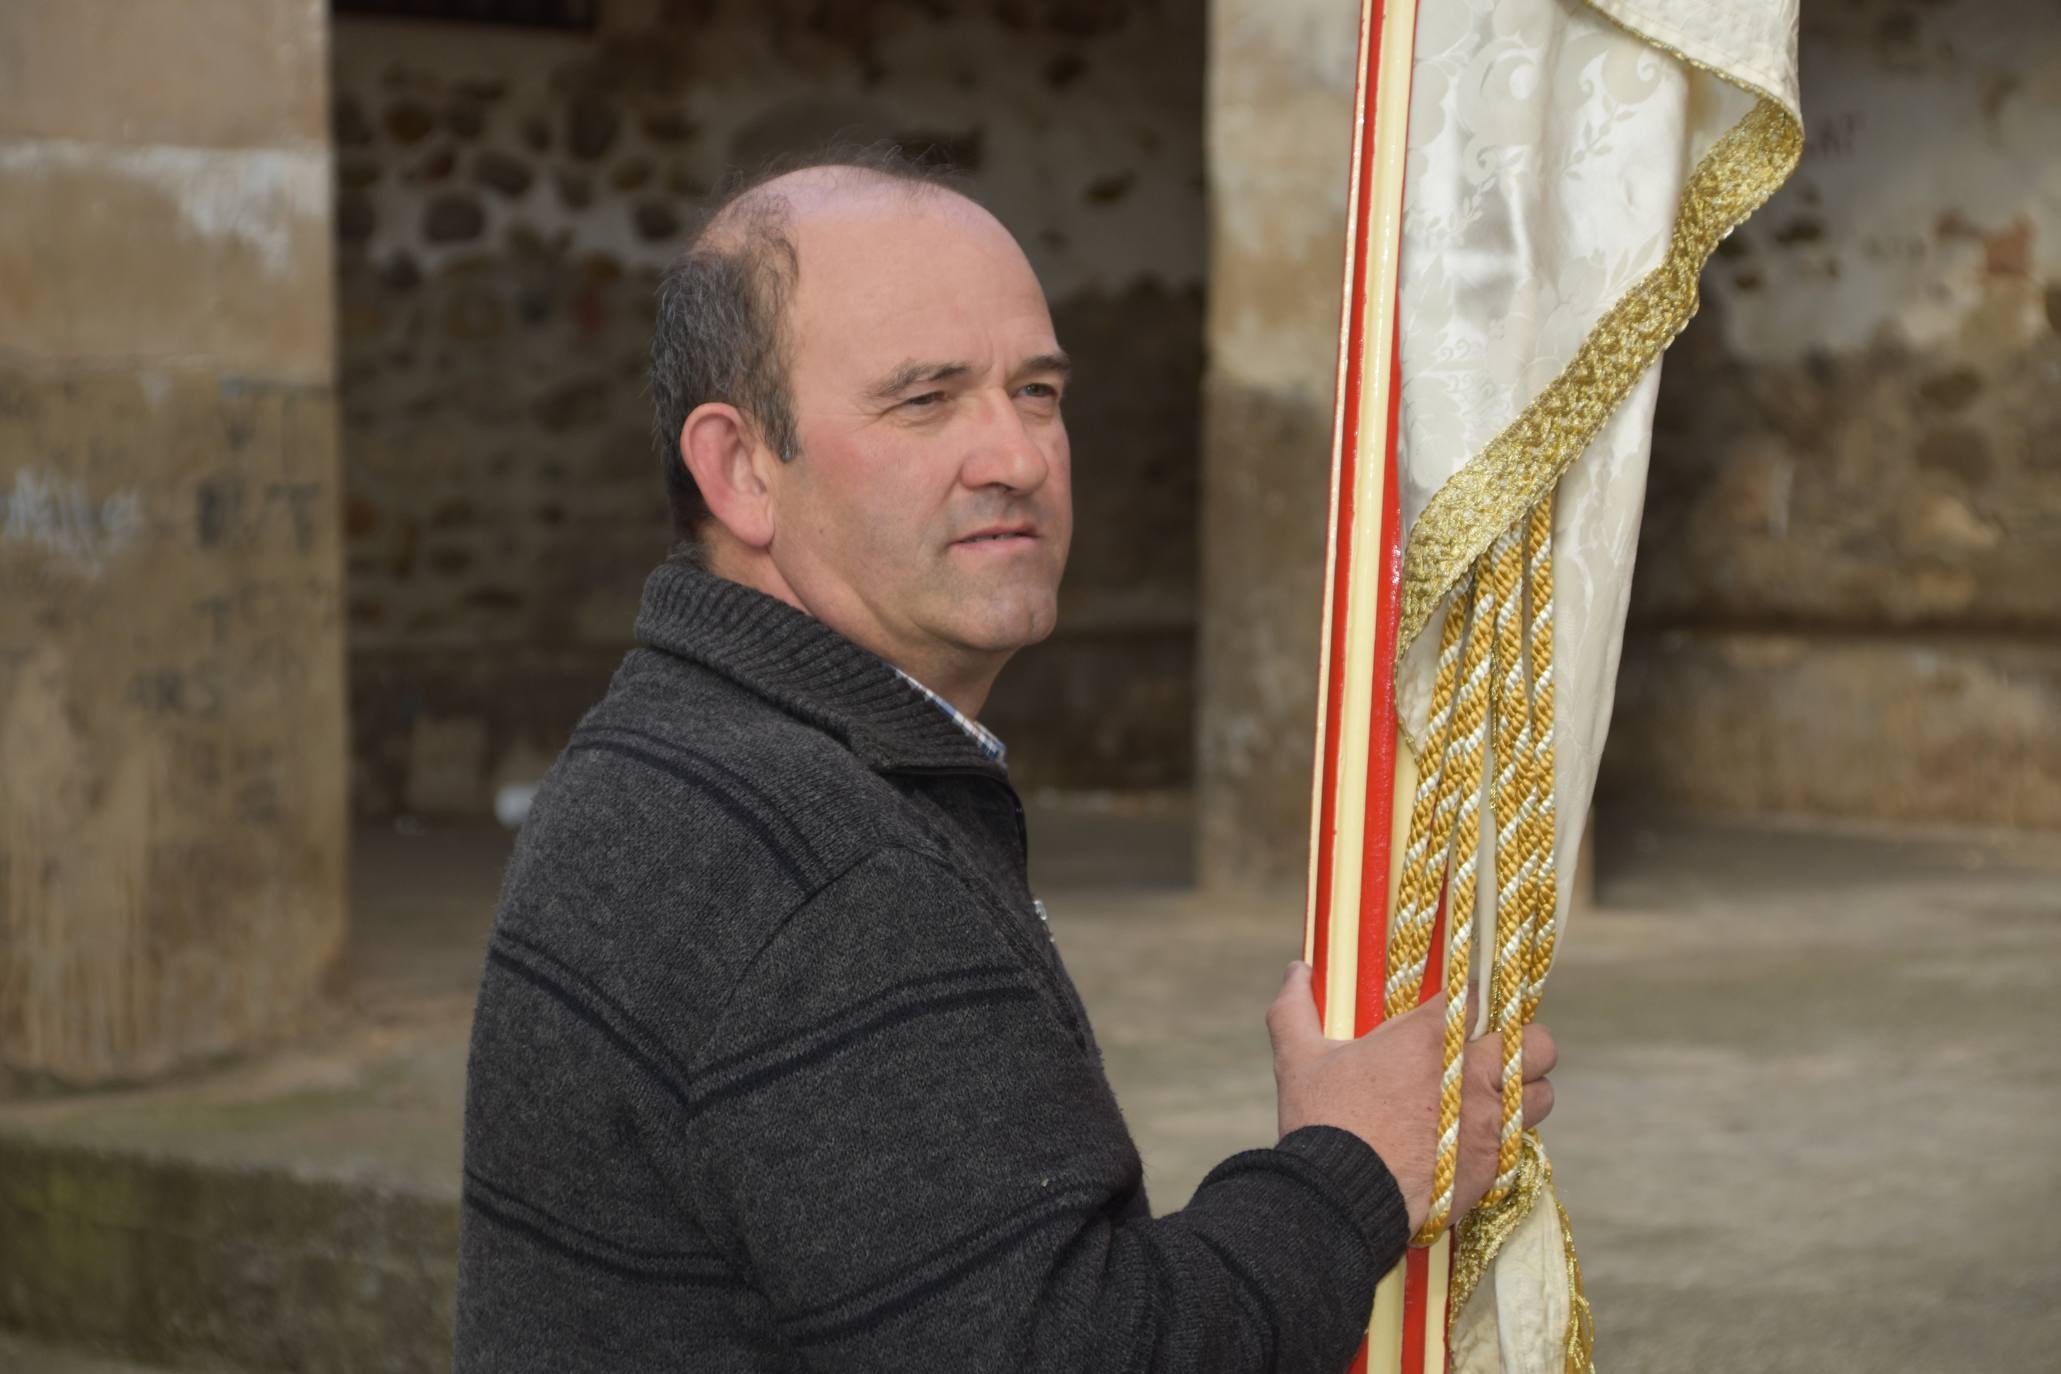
[1051,810,2061,1372]
[1015,804,2061,1372]
[4,800,2056,1372]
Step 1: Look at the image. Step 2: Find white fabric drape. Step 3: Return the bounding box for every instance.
[1389,1,1800,1367]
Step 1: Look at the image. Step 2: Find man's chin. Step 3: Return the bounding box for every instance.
[951,598,1060,655]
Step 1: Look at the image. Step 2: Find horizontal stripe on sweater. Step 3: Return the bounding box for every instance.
[487,934,1042,1122]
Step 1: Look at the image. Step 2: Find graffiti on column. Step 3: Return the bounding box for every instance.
[0,465,146,578]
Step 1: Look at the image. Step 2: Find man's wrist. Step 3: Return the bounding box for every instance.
[1276,1124,1411,1274]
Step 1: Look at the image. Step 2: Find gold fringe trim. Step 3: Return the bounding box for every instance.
[1447,1130,1547,1321]
[1393,95,1803,687]
[1446,1132,1596,1373]
[1557,1186,1597,1373]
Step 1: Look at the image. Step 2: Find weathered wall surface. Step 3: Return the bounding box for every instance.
[0,0,347,1088]
[1199,0,2061,887]
[332,1,1204,817]
[1196,0,1358,888]
[1602,0,2061,830]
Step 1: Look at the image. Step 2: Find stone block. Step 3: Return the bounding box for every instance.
[0,141,334,379]
[1601,629,2061,832]
[0,1135,456,1373]
[0,0,329,151]
[1639,309,2061,633]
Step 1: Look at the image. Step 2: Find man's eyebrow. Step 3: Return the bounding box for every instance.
[1015,351,1073,379]
[864,360,971,403]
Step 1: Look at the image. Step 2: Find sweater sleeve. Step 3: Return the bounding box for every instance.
[680,845,1409,1373]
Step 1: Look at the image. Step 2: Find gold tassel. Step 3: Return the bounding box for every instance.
[1446,1132,1595,1372]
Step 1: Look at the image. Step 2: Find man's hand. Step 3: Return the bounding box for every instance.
[1266,960,1557,1238]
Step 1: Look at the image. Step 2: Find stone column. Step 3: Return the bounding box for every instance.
[0,0,347,1089]
[1197,0,1358,889]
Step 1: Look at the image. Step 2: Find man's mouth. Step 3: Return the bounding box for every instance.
[955,525,1037,546]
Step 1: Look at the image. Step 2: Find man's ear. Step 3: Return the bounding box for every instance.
[678,402,776,549]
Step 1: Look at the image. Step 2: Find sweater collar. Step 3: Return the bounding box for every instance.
[633,559,1008,777]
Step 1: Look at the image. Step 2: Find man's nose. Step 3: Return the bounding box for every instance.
[961,399,1051,494]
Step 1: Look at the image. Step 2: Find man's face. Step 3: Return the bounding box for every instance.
[762,192,1072,688]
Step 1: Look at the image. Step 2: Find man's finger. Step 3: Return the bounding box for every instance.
[1522,1077,1554,1126]
[1265,961,1325,1055]
[1521,1023,1557,1080]
[1397,990,1447,1021]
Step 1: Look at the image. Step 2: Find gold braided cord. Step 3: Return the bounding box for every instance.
[1417,865,1483,1252]
[1395,491,1563,1244]
[1520,498,1561,1022]
[1388,594,1487,1021]
[1417,761,1479,1247]
[1391,96,1803,694]
[1398,497,1559,1238]
[1382,587,1471,1020]
[1409,567,1493,1245]
[1482,528,1532,1206]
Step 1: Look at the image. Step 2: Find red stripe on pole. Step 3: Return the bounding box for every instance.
[1360,882,1448,1373]
[1400,1249,1431,1370]
[1352,293,1409,1040]
[1405,886,1450,1371]
[1309,0,1388,1031]
[1423,884,1448,1006]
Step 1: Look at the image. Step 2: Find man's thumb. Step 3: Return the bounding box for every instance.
[1266,960,1324,1054]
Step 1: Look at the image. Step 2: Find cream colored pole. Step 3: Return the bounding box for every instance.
[1300,0,1436,1368]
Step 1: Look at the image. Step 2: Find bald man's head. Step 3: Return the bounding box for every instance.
[650,151,976,553]
[699,162,956,254]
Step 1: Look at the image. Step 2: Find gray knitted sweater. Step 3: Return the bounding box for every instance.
[455,561,1408,1371]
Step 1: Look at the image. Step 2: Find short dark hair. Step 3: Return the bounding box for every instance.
[649,145,969,558]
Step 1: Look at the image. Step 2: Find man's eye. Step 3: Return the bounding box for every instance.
[902,391,947,409]
[1019,383,1061,401]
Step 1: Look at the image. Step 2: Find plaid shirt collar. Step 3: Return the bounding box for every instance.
[891,668,1007,766]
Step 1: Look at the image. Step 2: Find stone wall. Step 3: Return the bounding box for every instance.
[0,0,347,1088]
[1600,0,2061,831]
[1195,0,1358,889]
[332,1,1205,818]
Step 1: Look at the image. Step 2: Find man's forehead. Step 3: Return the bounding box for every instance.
[789,190,1024,280]
[707,165,991,253]
[769,180,1056,366]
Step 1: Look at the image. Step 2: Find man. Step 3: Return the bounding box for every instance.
[456,152,1556,1372]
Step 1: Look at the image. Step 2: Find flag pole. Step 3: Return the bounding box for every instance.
[1303,0,1438,1367]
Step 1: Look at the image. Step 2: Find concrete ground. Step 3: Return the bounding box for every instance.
[1047,804,2061,1372]
[1,800,2056,1372]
